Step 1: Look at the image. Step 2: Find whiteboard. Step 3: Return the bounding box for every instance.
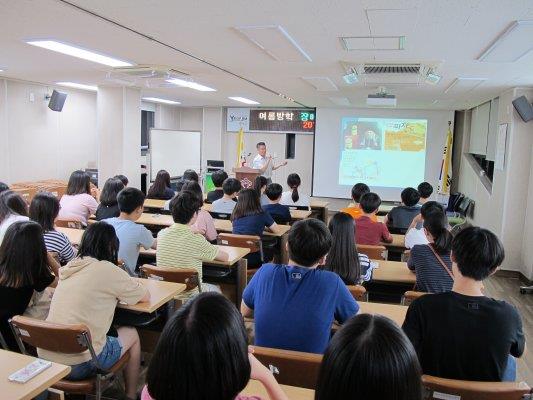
[149,129,201,181]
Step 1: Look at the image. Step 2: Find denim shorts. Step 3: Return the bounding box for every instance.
[68,336,123,380]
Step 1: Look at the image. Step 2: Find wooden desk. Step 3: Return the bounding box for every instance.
[57,227,83,244]
[213,219,291,237]
[384,234,406,249]
[347,202,396,214]
[358,302,408,326]
[143,198,167,209]
[310,198,329,223]
[1,349,71,400]
[242,379,314,400]
[371,260,416,284]
[136,213,174,227]
[118,278,185,313]
[202,203,311,221]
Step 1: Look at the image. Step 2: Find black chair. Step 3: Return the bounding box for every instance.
[209,211,232,220]
[288,205,310,211]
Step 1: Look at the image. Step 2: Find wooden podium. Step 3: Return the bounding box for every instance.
[233,167,261,189]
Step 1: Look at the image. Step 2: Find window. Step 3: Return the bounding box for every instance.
[141,110,154,155]
[286,133,296,159]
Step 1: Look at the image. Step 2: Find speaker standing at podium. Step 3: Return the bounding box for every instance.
[251,142,288,184]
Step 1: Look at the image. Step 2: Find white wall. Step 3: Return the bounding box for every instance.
[0,79,97,184]
[457,87,533,277]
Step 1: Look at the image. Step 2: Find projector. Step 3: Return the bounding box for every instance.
[367,94,397,107]
[343,71,358,84]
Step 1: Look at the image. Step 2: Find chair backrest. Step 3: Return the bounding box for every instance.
[357,244,387,260]
[11,187,37,204]
[422,375,532,400]
[218,233,262,254]
[45,186,67,200]
[252,346,323,389]
[10,315,90,354]
[209,211,232,220]
[401,291,429,305]
[55,219,83,229]
[347,285,367,301]
[141,264,200,291]
[0,330,7,350]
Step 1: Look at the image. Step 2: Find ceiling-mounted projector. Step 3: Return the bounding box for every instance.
[367,93,397,107]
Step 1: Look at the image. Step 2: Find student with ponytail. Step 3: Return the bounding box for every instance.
[280,173,309,209]
[253,175,269,206]
[407,212,453,293]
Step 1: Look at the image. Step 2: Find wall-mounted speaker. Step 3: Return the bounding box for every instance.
[512,95,533,122]
[47,90,67,112]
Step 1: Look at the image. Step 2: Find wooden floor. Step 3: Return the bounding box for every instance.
[484,274,533,383]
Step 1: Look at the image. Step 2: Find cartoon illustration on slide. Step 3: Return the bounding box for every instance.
[343,122,359,149]
[384,121,427,152]
[354,121,382,150]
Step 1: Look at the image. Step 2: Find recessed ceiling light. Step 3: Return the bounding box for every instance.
[26,40,133,67]
[56,82,98,91]
[478,20,533,62]
[166,78,216,92]
[142,97,181,105]
[228,96,260,105]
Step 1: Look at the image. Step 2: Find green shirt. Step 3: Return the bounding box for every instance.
[156,223,218,294]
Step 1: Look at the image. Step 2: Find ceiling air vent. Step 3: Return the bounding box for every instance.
[363,64,421,74]
[106,65,190,87]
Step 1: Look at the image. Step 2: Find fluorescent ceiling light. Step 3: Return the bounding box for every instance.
[478,20,533,62]
[228,96,260,105]
[235,25,312,62]
[26,40,133,67]
[166,78,216,92]
[56,82,97,91]
[142,97,181,105]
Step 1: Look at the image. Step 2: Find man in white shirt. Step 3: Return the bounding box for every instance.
[251,142,287,184]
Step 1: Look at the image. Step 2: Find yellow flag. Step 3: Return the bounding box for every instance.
[236,127,245,167]
[438,121,453,195]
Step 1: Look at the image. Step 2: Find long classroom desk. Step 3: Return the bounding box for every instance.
[386,233,406,249]
[57,227,251,306]
[202,203,312,221]
[358,302,408,326]
[371,260,416,285]
[1,349,71,400]
[242,380,314,400]
[119,278,186,313]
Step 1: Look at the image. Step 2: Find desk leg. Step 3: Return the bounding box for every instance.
[280,233,289,264]
[236,258,248,307]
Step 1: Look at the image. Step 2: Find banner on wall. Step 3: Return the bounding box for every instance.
[227,108,250,132]
[438,121,453,195]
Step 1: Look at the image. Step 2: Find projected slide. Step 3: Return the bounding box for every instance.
[339,117,427,188]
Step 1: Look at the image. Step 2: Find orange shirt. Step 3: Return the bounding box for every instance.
[341,206,378,222]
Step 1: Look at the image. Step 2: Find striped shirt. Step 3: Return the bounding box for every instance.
[156,223,218,294]
[407,244,453,293]
[43,230,76,264]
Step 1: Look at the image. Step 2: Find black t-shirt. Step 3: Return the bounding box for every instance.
[402,291,525,381]
[387,205,421,230]
[0,273,54,350]
[206,189,224,204]
[95,203,120,221]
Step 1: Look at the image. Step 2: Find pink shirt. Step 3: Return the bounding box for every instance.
[58,193,98,225]
[141,386,261,400]
[193,209,218,242]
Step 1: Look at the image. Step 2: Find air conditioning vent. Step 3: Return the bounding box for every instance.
[106,65,190,87]
[363,64,421,74]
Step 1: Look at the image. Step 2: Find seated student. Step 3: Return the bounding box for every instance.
[142,292,288,400]
[403,227,525,382]
[340,182,376,221]
[162,178,190,211]
[408,213,453,293]
[241,219,359,354]
[254,175,269,206]
[0,221,58,351]
[280,173,310,209]
[182,169,199,182]
[206,169,228,203]
[104,188,156,276]
[417,182,433,205]
[212,178,242,214]
[147,169,175,200]
[232,189,282,268]
[316,314,422,400]
[0,182,9,193]
[0,190,29,244]
[321,212,373,284]
[262,183,291,225]
[355,192,393,245]
[30,192,76,264]
[95,178,124,221]
[182,180,217,243]
[157,190,228,296]
[40,222,149,400]
[385,187,421,232]
[113,174,129,187]
[405,201,446,249]
[58,170,98,226]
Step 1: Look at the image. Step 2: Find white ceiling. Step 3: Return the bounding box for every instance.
[1,0,532,110]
